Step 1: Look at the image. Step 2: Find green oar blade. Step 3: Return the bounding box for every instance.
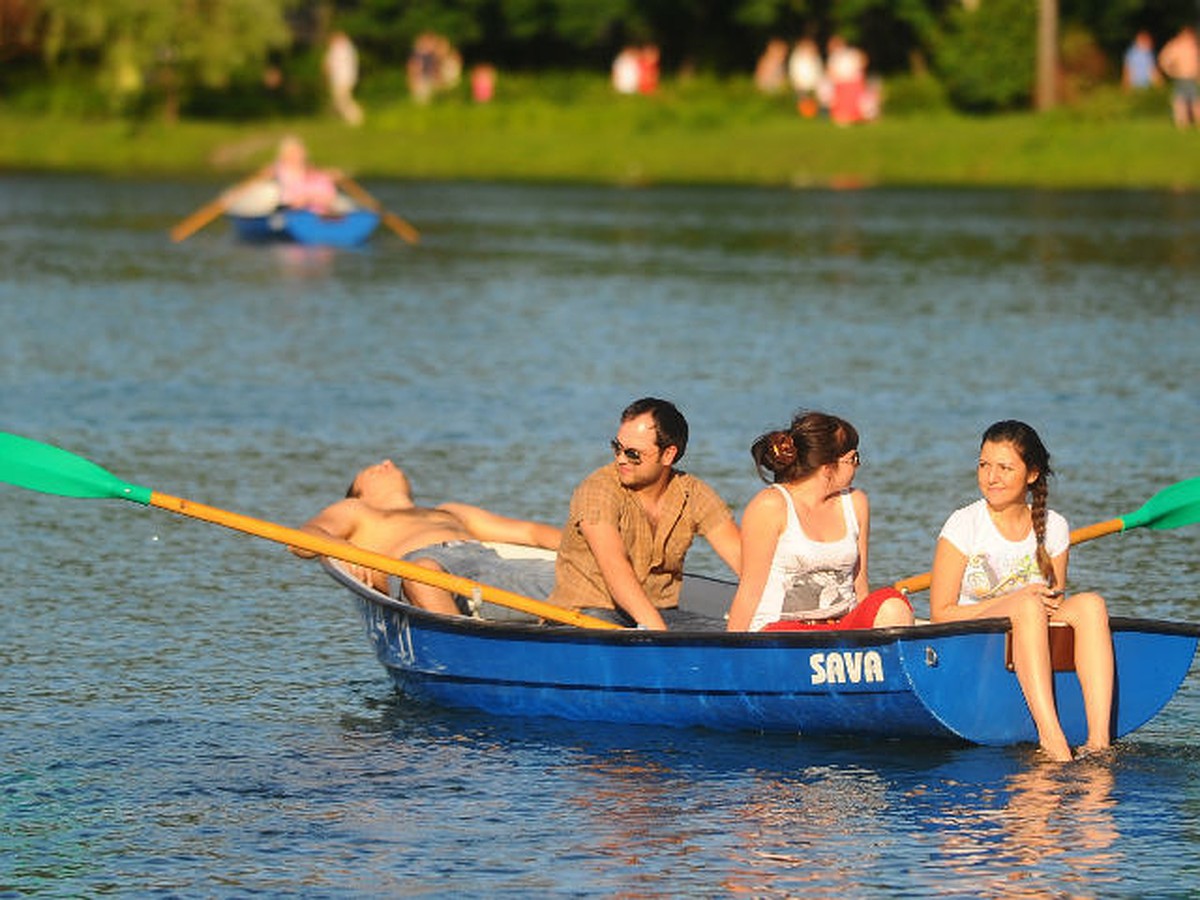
[1122,477,1200,531]
[0,432,151,504]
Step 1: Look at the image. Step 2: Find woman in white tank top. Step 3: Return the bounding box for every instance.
[726,411,914,632]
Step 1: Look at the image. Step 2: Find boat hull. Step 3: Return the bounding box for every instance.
[326,562,1198,746]
[228,208,380,248]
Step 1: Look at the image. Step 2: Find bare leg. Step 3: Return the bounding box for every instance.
[872,596,915,628]
[400,557,461,616]
[1175,95,1191,128]
[999,593,1072,761]
[1055,592,1114,751]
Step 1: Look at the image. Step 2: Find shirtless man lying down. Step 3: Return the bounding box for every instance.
[290,459,561,617]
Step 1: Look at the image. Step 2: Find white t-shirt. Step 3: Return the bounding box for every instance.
[938,498,1069,606]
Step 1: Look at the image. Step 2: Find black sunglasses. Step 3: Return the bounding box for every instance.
[611,438,648,465]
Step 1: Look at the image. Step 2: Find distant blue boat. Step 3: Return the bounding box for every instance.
[223,180,380,248]
[228,208,380,248]
[323,553,1200,748]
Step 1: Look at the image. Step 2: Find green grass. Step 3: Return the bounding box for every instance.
[2,74,1198,190]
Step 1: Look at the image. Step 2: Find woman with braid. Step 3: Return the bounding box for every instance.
[929,420,1114,762]
[726,410,914,633]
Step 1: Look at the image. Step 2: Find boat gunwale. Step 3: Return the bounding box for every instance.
[321,558,1200,644]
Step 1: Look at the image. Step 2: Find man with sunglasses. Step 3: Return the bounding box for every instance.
[548,397,741,630]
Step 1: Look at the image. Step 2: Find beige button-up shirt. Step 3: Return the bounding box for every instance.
[549,465,733,610]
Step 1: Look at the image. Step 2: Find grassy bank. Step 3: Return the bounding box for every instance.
[3,76,1200,189]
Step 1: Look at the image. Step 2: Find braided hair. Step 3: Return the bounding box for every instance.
[751,410,858,484]
[982,420,1056,588]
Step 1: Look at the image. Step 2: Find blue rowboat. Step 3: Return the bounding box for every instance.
[227,208,380,248]
[223,180,380,248]
[322,554,1200,747]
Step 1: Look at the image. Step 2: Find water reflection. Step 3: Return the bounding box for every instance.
[912,754,1121,897]
[347,690,1144,896]
[718,766,891,896]
[3,175,1198,896]
[270,243,338,279]
[556,744,1125,897]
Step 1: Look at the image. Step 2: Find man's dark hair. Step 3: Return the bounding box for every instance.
[621,397,688,461]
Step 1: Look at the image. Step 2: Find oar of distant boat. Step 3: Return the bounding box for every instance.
[169,172,266,243]
[336,176,420,245]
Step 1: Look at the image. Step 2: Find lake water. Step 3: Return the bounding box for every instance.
[2,174,1199,896]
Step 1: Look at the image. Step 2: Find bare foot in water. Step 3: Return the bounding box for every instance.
[1039,739,1073,762]
[1074,744,1115,761]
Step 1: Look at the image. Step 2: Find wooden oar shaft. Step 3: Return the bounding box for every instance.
[893,516,1128,596]
[148,491,619,630]
[169,198,227,243]
[336,177,420,244]
[892,572,932,595]
[1067,517,1125,545]
[169,171,269,243]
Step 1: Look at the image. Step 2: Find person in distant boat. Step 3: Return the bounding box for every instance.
[268,135,341,215]
[547,397,741,630]
[289,459,561,618]
[725,410,914,632]
[928,420,1113,762]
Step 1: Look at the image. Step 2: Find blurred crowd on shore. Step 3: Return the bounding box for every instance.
[753,35,880,124]
[611,45,661,96]
[311,23,1196,132]
[605,34,878,124]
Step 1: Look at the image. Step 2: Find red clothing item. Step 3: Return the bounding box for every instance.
[762,587,910,631]
[638,52,659,95]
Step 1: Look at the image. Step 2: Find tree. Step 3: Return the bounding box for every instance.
[1036,0,1058,109]
[933,0,1037,111]
[37,0,292,118]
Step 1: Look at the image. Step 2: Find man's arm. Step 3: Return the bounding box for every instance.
[579,519,667,630]
[704,517,742,577]
[439,502,561,549]
[288,499,360,558]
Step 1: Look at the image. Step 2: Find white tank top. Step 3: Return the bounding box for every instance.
[749,486,860,631]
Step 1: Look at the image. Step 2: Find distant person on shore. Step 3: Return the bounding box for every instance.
[323,31,363,126]
[1158,25,1200,127]
[725,410,913,632]
[612,46,640,95]
[1123,30,1162,91]
[826,34,871,125]
[408,32,461,103]
[409,32,439,103]
[755,39,789,94]
[638,44,660,95]
[548,397,741,630]
[928,420,1114,762]
[471,64,497,103]
[788,37,825,118]
[290,459,561,619]
[438,37,463,93]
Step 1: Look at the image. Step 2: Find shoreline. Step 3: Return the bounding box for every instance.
[3,106,1200,191]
